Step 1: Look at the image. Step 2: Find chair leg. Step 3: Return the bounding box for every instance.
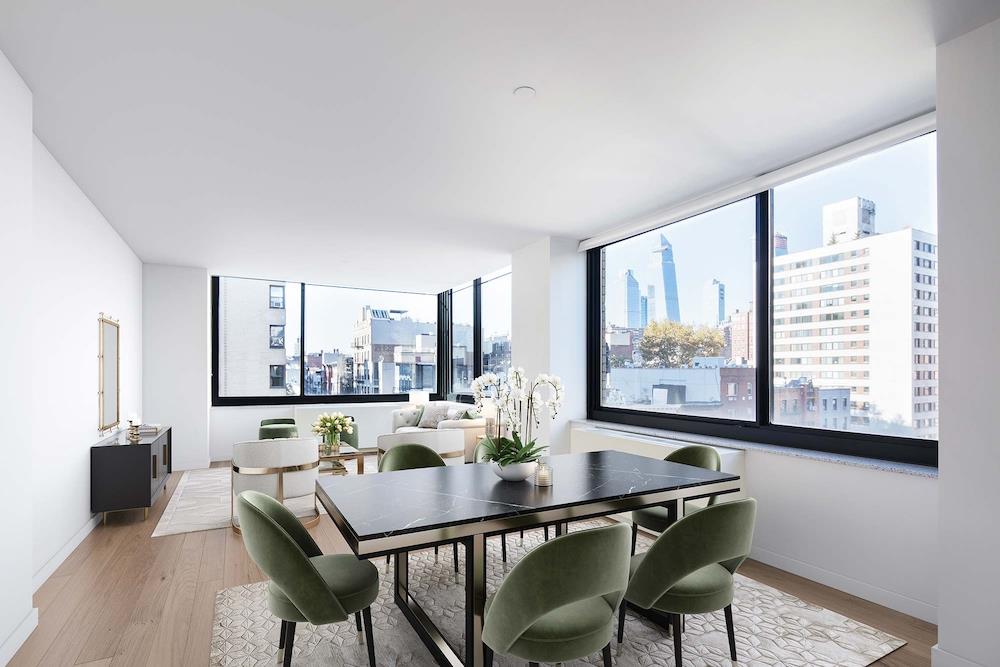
[355,611,362,633]
[501,533,507,562]
[671,614,683,667]
[617,601,627,643]
[282,621,296,667]
[362,606,376,667]
[434,545,439,561]
[602,642,613,667]
[543,526,549,541]
[453,541,460,574]
[484,644,494,667]
[724,604,737,661]
[519,529,524,545]
[528,663,539,667]
[630,522,638,555]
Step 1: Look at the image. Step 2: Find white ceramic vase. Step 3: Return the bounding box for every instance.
[491,462,536,482]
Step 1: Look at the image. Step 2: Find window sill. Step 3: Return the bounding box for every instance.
[571,418,938,479]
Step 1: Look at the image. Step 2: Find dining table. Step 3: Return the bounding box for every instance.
[315,449,742,667]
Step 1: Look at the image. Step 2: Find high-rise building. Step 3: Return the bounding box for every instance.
[722,308,755,365]
[655,234,681,321]
[822,197,875,246]
[646,284,657,322]
[624,269,642,328]
[219,278,288,396]
[640,296,649,328]
[774,232,788,256]
[351,306,437,393]
[705,278,725,325]
[773,205,937,438]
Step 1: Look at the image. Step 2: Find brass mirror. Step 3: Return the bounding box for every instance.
[98,315,120,431]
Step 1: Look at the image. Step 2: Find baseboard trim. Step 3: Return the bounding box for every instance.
[751,545,937,623]
[933,644,985,667]
[0,607,38,665]
[33,513,102,591]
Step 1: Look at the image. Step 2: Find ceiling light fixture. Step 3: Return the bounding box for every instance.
[512,85,536,98]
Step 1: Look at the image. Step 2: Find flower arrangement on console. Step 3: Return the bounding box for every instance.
[312,412,354,453]
[471,369,564,477]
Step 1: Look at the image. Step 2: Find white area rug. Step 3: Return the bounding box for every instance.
[211,521,905,666]
[152,464,369,537]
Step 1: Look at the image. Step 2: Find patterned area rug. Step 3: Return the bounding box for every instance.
[152,466,369,537]
[211,520,905,666]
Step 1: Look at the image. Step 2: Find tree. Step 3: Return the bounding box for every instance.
[638,320,725,367]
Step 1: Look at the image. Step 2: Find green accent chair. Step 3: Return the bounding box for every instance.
[339,415,359,449]
[378,444,460,573]
[236,490,379,667]
[630,445,722,554]
[482,523,630,667]
[618,498,757,666]
[259,418,299,440]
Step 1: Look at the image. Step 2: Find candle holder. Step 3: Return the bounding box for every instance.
[126,419,141,444]
[534,461,553,487]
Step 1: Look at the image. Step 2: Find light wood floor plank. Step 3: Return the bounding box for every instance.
[145,531,206,666]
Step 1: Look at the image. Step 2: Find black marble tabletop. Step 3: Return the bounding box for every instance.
[316,450,739,541]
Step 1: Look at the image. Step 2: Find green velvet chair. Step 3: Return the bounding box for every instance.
[259,418,299,440]
[618,498,757,667]
[236,490,379,667]
[378,444,460,572]
[630,444,722,554]
[483,523,630,667]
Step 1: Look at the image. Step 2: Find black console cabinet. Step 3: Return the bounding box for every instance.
[91,427,172,522]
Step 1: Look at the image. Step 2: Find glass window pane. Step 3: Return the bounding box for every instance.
[452,285,474,392]
[218,277,301,396]
[599,198,757,420]
[771,132,937,439]
[304,285,437,395]
[481,271,511,376]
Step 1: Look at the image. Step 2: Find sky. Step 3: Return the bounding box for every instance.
[604,132,937,328]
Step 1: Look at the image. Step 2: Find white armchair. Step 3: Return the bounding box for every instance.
[230,437,320,532]
[379,401,487,463]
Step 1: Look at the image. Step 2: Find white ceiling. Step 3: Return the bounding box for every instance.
[1,1,997,292]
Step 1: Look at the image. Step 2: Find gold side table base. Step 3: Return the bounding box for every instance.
[102,507,149,525]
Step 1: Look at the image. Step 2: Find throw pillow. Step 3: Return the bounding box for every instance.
[397,405,424,428]
[418,404,451,429]
[462,409,479,419]
[446,406,468,421]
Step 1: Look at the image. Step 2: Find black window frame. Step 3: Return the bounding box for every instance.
[212,276,448,406]
[269,284,285,309]
[586,190,938,467]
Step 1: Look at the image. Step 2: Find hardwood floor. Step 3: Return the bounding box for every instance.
[11,465,936,666]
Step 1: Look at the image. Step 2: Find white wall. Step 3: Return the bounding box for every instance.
[934,17,1000,667]
[143,264,210,471]
[31,138,143,588]
[511,236,586,453]
[746,450,937,622]
[0,47,39,665]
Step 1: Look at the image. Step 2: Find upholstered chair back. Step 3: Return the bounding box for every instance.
[378,443,446,472]
[233,438,318,499]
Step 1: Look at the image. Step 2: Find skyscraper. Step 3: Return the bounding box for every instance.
[705,278,725,325]
[774,232,788,256]
[646,284,657,322]
[655,234,681,321]
[624,269,642,328]
[640,296,649,328]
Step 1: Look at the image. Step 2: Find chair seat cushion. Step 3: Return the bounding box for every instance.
[629,554,734,615]
[267,554,379,622]
[485,595,614,663]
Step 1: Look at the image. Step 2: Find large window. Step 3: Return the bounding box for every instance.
[481,270,512,376]
[771,132,937,440]
[216,277,301,397]
[451,284,474,393]
[214,276,442,404]
[446,268,512,396]
[588,132,938,466]
[597,198,757,421]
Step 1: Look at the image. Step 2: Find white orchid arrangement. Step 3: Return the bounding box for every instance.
[471,368,565,448]
[311,412,354,439]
